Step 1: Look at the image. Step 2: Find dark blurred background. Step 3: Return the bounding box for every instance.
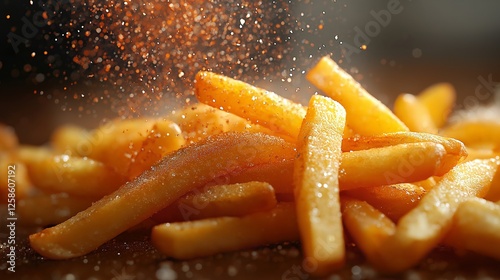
[1,0,500,144]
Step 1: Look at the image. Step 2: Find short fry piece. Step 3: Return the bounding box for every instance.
[294,95,346,276]
[417,83,456,128]
[306,56,408,135]
[440,121,500,149]
[51,125,91,155]
[374,159,498,273]
[152,181,277,222]
[341,198,395,260]
[446,198,500,260]
[393,93,437,134]
[152,202,299,260]
[342,183,425,221]
[29,132,296,259]
[195,71,306,140]
[18,193,94,226]
[340,142,447,188]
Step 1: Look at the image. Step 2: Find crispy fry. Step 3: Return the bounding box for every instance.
[440,121,500,149]
[342,183,425,221]
[417,83,456,128]
[51,124,91,155]
[170,103,277,144]
[446,198,500,260]
[0,123,18,151]
[294,95,346,275]
[26,154,127,198]
[0,153,33,201]
[195,71,306,140]
[151,181,277,223]
[127,119,185,178]
[341,197,395,260]
[394,93,437,134]
[152,202,299,260]
[306,56,408,135]
[340,142,448,188]
[374,159,498,273]
[18,193,94,226]
[29,132,296,259]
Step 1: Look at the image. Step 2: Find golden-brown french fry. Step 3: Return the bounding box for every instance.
[29,132,296,259]
[151,202,299,260]
[446,198,500,260]
[342,131,467,175]
[393,93,437,134]
[195,71,306,140]
[51,124,91,155]
[306,56,408,135]
[169,103,277,144]
[0,154,33,201]
[0,123,18,151]
[341,197,395,260]
[342,183,425,221]
[294,95,346,276]
[340,142,447,188]
[484,157,500,201]
[374,159,498,273]
[127,119,184,179]
[440,121,500,149]
[151,181,277,222]
[26,154,127,198]
[18,193,94,226]
[417,83,456,128]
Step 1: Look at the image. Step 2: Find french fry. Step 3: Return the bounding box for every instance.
[446,198,500,260]
[169,103,277,144]
[51,124,91,156]
[152,202,299,260]
[393,93,437,134]
[341,197,395,260]
[151,181,277,223]
[127,119,185,179]
[294,95,346,276]
[0,123,18,151]
[18,193,94,226]
[342,183,425,221]
[26,154,127,198]
[416,83,456,128]
[306,56,408,135]
[440,121,500,149]
[373,159,498,273]
[0,153,33,201]
[29,132,296,259]
[195,71,306,140]
[340,142,448,188]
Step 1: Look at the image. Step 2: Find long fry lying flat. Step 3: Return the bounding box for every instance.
[29,132,296,259]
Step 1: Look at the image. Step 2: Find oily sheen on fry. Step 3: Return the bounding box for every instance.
[29,132,296,259]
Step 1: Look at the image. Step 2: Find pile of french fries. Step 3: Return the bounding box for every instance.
[1,56,499,275]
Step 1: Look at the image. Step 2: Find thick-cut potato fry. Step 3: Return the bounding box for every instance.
[51,124,91,155]
[0,123,18,151]
[127,119,184,179]
[446,198,500,260]
[294,95,346,276]
[26,154,127,198]
[151,181,277,222]
[342,183,425,221]
[374,159,498,273]
[306,56,408,135]
[342,131,467,175]
[417,83,456,128]
[18,193,94,226]
[195,71,306,140]
[152,202,299,260]
[341,198,396,260]
[340,142,447,188]
[29,132,296,259]
[170,103,277,144]
[440,121,500,149]
[394,93,437,134]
